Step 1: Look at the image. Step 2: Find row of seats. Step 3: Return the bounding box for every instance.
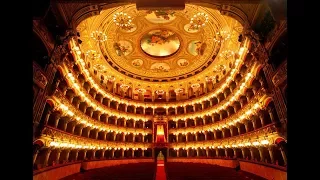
[61,162,156,180]
[166,162,266,180]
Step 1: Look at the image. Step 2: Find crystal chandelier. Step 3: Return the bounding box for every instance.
[137,88,146,94]
[90,31,107,42]
[213,29,231,43]
[189,12,208,30]
[93,64,106,73]
[191,83,200,92]
[106,75,115,82]
[155,90,165,95]
[85,50,101,60]
[120,84,130,92]
[113,12,132,28]
[205,76,215,82]
[174,88,184,94]
[219,50,235,60]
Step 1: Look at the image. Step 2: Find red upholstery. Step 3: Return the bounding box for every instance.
[61,162,156,180]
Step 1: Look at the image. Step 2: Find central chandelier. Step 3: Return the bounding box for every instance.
[113,12,132,28]
[213,29,231,43]
[191,83,201,92]
[90,31,107,42]
[189,12,209,30]
[120,84,130,92]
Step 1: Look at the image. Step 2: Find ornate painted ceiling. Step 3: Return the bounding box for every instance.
[76,4,244,90]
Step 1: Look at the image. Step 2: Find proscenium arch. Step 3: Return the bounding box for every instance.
[69,2,250,29]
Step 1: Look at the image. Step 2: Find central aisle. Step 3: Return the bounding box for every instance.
[155,160,166,180]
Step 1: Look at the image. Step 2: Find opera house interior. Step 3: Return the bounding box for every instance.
[33,0,287,179]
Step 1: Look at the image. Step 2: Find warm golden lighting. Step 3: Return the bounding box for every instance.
[189,12,209,30]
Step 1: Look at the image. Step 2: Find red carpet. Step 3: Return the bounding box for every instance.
[155,160,166,180]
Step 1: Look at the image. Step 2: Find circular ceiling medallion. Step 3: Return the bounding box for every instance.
[140,29,181,57]
[177,59,189,67]
[132,59,143,67]
[187,40,207,56]
[113,40,133,56]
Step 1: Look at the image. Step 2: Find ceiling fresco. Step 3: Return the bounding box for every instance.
[76,3,244,89]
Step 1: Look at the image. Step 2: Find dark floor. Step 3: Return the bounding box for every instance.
[166,162,267,180]
[61,162,267,180]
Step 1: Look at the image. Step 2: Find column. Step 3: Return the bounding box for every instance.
[212,114,215,123]
[33,149,40,165]
[244,121,249,133]
[175,107,178,115]
[116,102,119,110]
[225,149,228,157]
[107,100,111,108]
[268,146,275,164]
[122,133,126,142]
[44,111,52,125]
[124,104,128,112]
[185,134,189,142]
[268,107,276,123]
[203,117,206,125]
[196,148,200,157]
[232,148,237,158]
[215,148,219,157]
[96,111,101,121]
[186,149,189,157]
[280,147,287,166]
[111,149,115,158]
[121,149,125,158]
[252,118,257,130]
[103,132,107,140]
[195,133,198,141]
[166,108,169,115]
[185,120,188,128]
[222,129,225,138]
[71,123,76,134]
[53,114,61,128]
[213,130,218,139]
[184,106,187,114]
[141,149,145,157]
[142,121,145,128]
[230,127,234,136]
[142,135,145,142]
[55,149,61,163]
[114,118,118,125]
[176,149,180,157]
[133,134,136,142]
[134,107,137,114]
[124,119,127,127]
[75,150,79,161]
[62,120,69,131]
[237,125,241,135]
[43,149,52,167]
[219,112,223,121]
[259,113,266,126]
[206,148,209,157]
[152,108,155,115]
[258,147,264,162]
[193,105,196,112]
[241,148,245,159]
[204,131,208,140]
[201,102,205,110]
[194,118,198,126]
[101,149,105,159]
[65,150,71,162]
[113,132,117,141]
[176,121,179,128]
[92,150,96,159]
[250,148,254,160]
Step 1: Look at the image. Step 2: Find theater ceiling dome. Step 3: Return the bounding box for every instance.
[76,4,244,87]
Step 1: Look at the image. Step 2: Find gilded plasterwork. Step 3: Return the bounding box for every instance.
[76,4,243,89]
